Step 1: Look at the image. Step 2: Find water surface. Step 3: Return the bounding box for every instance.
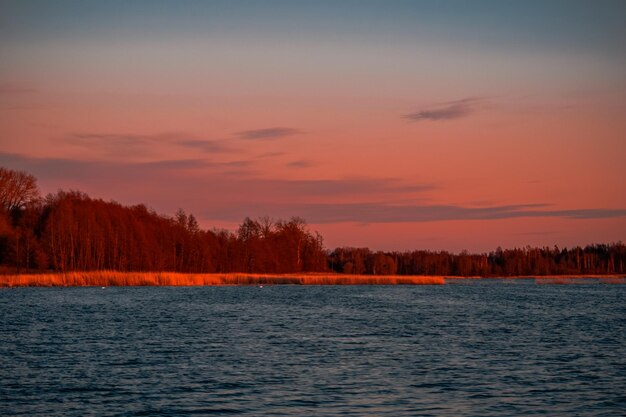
[1,282,625,416]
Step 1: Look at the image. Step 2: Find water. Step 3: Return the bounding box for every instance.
[1,281,625,416]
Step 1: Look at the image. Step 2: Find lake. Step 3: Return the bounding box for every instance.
[1,281,625,416]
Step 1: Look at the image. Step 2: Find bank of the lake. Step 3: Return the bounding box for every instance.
[0,272,445,287]
[1,271,625,287]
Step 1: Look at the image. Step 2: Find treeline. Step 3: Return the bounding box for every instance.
[329,244,626,276]
[0,166,624,276]
[0,168,326,273]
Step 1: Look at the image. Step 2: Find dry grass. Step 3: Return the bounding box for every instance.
[598,277,626,284]
[445,274,626,280]
[4,272,621,287]
[0,271,445,287]
[535,276,626,285]
[535,277,586,285]
[532,274,626,285]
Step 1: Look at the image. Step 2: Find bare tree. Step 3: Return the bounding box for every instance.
[0,167,40,212]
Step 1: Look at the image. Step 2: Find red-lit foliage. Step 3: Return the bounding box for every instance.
[329,245,626,277]
[40,192,326,273]
[1,167,625,278]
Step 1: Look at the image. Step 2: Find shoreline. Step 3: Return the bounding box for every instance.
[0,272,445,287]
[1,272,625,287]
[444,274,626,279]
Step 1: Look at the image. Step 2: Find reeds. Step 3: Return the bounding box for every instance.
[535,276,626,285]
[4,272,621,287]
[0,271,446,287]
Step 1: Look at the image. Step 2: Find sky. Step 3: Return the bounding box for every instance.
[1,0,625,252]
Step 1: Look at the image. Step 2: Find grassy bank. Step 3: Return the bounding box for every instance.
[0,271,446,287]
[445,275,626,284]
[2,272,623,287]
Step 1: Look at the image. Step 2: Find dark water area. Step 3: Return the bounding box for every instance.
[1,281,625,416]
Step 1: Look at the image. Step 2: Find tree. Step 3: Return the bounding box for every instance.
[2,167,624,277]
[0,167,40,212]
[276,217,308,272]
[372,252,397,275]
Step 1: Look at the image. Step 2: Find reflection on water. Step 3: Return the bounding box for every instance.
[1,283,625,416]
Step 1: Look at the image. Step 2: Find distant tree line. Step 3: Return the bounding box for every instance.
[0,166,624,276]
[328,244,625,276]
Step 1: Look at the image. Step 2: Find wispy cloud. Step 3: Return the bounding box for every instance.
[69,131,199,144]
[65,132,157,158]
[204,202,626,224]
[3,152,624,226]
[177,140,232,153]
[0,152,431,205]
[404,97,485,122]
[68,132,153,146]
[0,152,207,176]
[286,159,314,168]
[236,127,301,140]
[219,160,254,168]
[252,178,432,197]
[65,131,233,158]
[258,151,287,158]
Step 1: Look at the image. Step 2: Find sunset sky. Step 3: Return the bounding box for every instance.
[1,0,625,252]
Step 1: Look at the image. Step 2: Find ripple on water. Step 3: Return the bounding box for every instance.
[1,284,625,416]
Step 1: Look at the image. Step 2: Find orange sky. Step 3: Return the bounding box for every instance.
[1,1,625,251]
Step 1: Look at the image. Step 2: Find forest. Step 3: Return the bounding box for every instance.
[1,166,624,276]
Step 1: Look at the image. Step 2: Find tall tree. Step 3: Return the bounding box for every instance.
[0,167,40,213]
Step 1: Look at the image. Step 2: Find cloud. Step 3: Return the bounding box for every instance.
[67,132,196,150]
[2,152,624,226]
[0,152,208,181]
[404,97,484,122]
[219,160,254,168]
[245,178,432,197]
[547,209,626,219]
[68,131,200,145]
[236,127,301,140]
[286,159,314,168]
[258,151,286,158]
[177,140,232,153]
[203,202,626,224]
[0,151,431,205]
[68,132,153,146]
[65,132,169,159]
[65,131,233,158]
